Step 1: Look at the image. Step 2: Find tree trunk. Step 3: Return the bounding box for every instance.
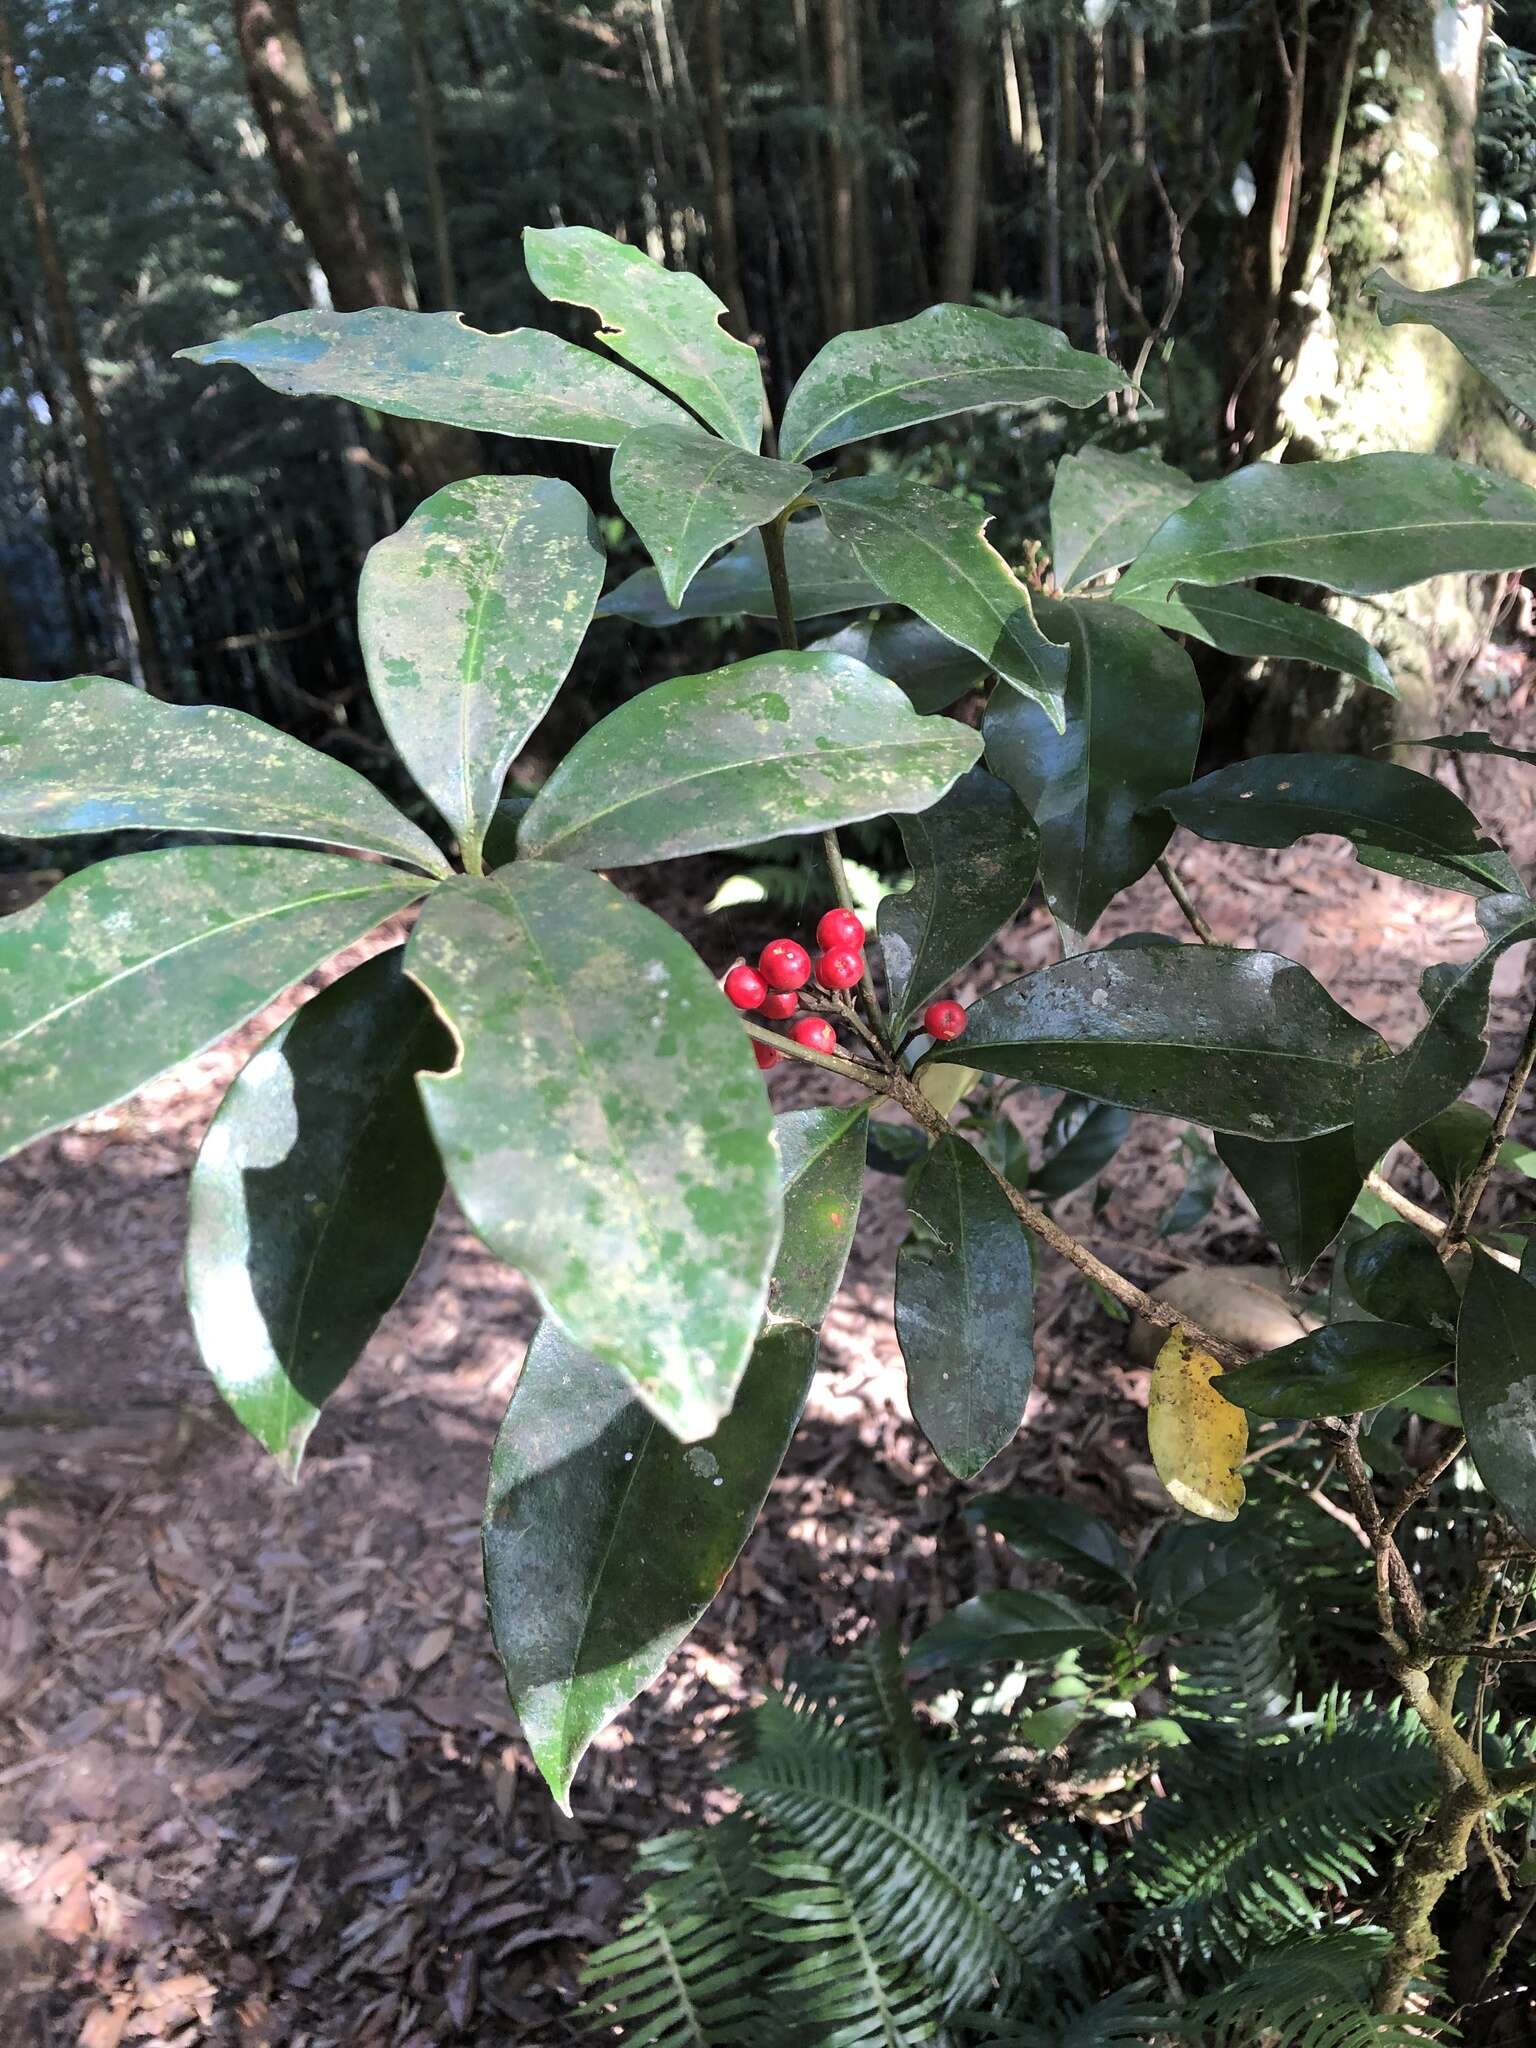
[0,0,168,694]
[821,0,858,334]
[0,548,31,677]
[697,0,750,336]
[231,0,479,495]
[940,0,986,302]
[400,0,458,307]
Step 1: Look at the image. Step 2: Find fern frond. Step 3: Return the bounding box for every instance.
[1168,1576,1295,1749]
[579,1822,765,2045]
[753,1851,949,2047]
[1183,1929,1455,2045]
[731,1709,1073,2006]
[787,1629,928,1769]
[1132,1709,1437,1954]
[958,1979,1173,2044]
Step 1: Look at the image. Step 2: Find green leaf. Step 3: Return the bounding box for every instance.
[518,649,982,869]
[178,307,690,446]
[930,944,1384,1142]
[780,304,1126,462]
[1368,268,1536,420]
[185,949,450,1478]
[767,1104,870,1329]
[1214,1128,1362,1278]
[1157,753,1520,897]
[485,1318,815,1808]
[983,595,1202,939]
[1159,1130,1225,1236]
[808,614,988,713]
[1118,583,1396,697]
[0,675,448,876]
[1030,1095,1133,1199]
[480,1101,863,1808]
[610,425,809,608]
[524,224,764,450]
[357,476,603,869]
[965,1490,1132,1583]
[1118,452,1536,600]
[1049,447,1200,589]
[906,1589,1113,1675]
[897,1134,1035,1481]
[878,766,1039,1036]
[1413,729,1536,767]
[0,847,429,1165]
[814,475,1069,718]
[1353,892,1536,1171]
[480,795,531,869]
[1344,1222,1460,1331]
[1407,1100,1535,1199]
[1459,1249,1536,1546]
[405,864,780,1439]
[597,516,883,625]
[1214,1323,1451,1419]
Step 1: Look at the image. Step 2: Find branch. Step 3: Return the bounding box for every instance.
[1156,854,1214,943]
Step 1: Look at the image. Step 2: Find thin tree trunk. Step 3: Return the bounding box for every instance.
[400,0,458,306]
[792,0,833,337]
[0,0,168,694]
[821,0,857,334]
[940,0,986,301]
[0,548,31,676]
[697,0,749,334]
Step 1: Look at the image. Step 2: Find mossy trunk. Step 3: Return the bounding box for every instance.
[1213,0,1532,753]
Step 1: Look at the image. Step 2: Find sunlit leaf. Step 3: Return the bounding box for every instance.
[597,516,882,625]
[1368,268,1536,420]
[1049,446,1199,589]
[1148,1329,1247,1522]
[610,425,809,607]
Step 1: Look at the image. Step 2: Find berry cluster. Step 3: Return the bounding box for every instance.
[722,907,966,1071]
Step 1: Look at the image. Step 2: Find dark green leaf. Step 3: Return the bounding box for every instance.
[1119,453,1536,600]
[866,1117,930,1177]
[481,795,532,869]
[1387,1382,1462,1428]
[1159,1131,1225,1236]
[1157,754,1519,897]
[1344,1223,1460,1332]
[906,1589,1113,1675]
[178,308,690,445]
[1408,1100,1494,1200]
[984,595,1202,939]
[485,1318,815,1808]
[0,675,448,876]
[1214,1324,1450,1419]
[0,847,429,1164]
[1353,892,1536,1171]
[1030,1095,1134,1199]
[1368,269,1536,420]
[1457,1249,1536,1544]
[767,1104,869,1328]
[780,304,1126,462]
[815,476,1069,717]
[518,650,981,868]
[597,516,883,624]
[1214,1128,1362,1278]
[930,945,1384,1141]
[524,225,764,450]
[186,949,450,1477]
[965,1490,1131,1583]
[610,426,809,607]
[897,1133,1035,1480]
[1049,447,1200,589]
[1118,583,1396,697]
[808,614,988,713]
[406,864,780,1440]
[1413,730,1536,767]
[878,766,1039,1035]
[358,476,603,869]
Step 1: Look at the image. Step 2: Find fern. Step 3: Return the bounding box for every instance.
[1167,1575,1295,1749]
[1181,1929,1455,2045]
[731,1694,1077,2006]
[958,1980,1174,2045]
[787,1628,928,1769]
[1131,1706,1437,1953]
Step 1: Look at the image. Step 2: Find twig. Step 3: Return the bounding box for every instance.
[1156,855,1214,944]
[1443,998,1536,1254]
[1365,1170,1521,1271]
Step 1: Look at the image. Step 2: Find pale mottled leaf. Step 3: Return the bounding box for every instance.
[1050,447,1199,589]
[597,516,882,625]
[1369,268,1536,420]
[610,425,809,607]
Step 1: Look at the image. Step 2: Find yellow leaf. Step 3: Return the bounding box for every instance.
[1148,1327,1247,1522]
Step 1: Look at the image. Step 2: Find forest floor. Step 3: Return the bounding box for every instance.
[3,686,1536,2047]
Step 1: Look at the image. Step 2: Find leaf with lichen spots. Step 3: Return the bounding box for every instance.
[525,225,765,450]
[610,426,809,608]
[518,650,982,870]
[359,476,603,871]
[1148,1328,1247,1522]
[405,864,781,1440]
[177,307,691,445]
[597,517,883,625]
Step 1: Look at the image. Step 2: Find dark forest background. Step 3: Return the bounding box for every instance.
[4,0,1536,804]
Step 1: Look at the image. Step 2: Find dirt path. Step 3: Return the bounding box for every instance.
[2,716,1534,2045]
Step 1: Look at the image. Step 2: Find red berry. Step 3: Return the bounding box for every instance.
[816,907,865,951]
[924,999,967,1041]
[759,938,812,992]
[723,963,767,1011]
[759,988,798,1021]
[815,946,863,991]
[790,1016,837,1054]
[752,1041,783,1070]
